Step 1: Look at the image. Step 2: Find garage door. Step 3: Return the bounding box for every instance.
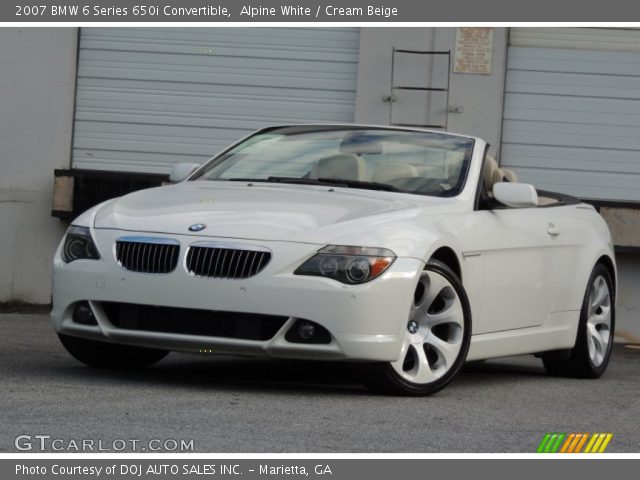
[72,28,360,173]
[501,28,640,202]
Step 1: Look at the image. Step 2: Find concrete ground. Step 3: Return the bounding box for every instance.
[1,312,638,453]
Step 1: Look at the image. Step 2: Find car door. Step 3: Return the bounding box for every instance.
[540,204,594,313]
[461,207,564,334]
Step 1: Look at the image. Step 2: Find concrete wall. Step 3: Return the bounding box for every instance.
[0,28,77,304]
[355,27,508,157]
[600,207,640,248]
[616,252,640,344]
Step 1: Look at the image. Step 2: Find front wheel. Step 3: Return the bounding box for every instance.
[543,263,615,378]
[361,259,472,396]
[58,334,169,369]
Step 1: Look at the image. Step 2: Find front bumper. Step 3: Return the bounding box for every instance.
[51,229,424,362]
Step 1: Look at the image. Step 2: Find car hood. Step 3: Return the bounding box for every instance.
[93,181,456,245]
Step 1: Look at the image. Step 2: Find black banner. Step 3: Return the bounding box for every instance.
[4,459,640,480]
[4,0,640,22]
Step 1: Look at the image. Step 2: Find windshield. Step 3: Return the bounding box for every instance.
[191,127,475,197]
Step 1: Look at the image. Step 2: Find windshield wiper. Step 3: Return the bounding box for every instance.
[223,178,272,182]
[318,178,401,192]
[267,176,348,187]
[224,176,347,187]
[223,176,400,192]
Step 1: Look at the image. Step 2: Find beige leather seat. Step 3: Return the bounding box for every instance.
[311,154,367,181]
[483,156,519,195]
[372,164,419,184]
[483,156,499,193]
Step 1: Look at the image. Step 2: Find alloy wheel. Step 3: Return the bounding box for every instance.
[390,270,465,384]
[586,275,612,367]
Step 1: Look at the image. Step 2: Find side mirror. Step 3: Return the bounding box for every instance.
[169,163,200,183]
[493,182,539,208]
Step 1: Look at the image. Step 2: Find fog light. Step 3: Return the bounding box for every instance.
[73,301,97,326]
[298,321,316,340]
[285,319,331,344]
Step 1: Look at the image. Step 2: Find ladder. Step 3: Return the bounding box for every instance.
[385,48,451,130]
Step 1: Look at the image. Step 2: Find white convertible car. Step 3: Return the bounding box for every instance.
[51,125,616,395]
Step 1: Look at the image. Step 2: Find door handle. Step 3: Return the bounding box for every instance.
[547,223,561,237]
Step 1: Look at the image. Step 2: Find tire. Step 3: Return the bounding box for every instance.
[360,259,472,396]
[543,263,615,378]
[58,333,169,369]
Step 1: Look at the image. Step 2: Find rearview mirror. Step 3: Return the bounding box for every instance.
[169,163,200,183]
[493,182,539,208]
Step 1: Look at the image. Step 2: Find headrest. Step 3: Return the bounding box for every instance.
[483,156,499,191]
[311,154,367,181]
[339,135,383,155]
[502,168,518,183]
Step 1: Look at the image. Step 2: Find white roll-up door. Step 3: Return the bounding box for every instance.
[72,28,360,173]
[501,28,640,202]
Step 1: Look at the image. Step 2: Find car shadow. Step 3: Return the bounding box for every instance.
[56,354,367,396]
[51,352,551,396]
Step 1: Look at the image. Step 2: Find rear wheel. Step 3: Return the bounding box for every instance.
[58,334,169,369]
[361,259,471,396]
[543,263,615,378]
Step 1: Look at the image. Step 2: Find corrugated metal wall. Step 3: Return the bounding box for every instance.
[72,28,360,173]
[501,28,640,202]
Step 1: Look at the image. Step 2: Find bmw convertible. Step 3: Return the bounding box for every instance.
[51,125,616,395]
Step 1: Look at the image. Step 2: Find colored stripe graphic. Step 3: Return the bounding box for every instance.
[574,433,589,453]
[560,433,575,453]
[538,433,613,453]
[537,433,552,453]
[597,433,613,453]
[537,433,566,453]
[584,433,599,453]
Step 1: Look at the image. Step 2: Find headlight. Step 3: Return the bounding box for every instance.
[295,245,396,284]
[62,226,100,263]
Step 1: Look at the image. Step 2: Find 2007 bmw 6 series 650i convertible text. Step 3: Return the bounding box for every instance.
[51,125,616,395]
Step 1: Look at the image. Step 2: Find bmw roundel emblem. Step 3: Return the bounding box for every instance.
[188,223,207,232]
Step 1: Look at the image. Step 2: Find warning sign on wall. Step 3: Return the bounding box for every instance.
[454,28,494,75]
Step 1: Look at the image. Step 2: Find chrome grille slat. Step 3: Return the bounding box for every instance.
[170,245,178,271]
[132,243,139,271]
[137,243,144,272]
[194,247,203,274]
[220,250,229,277]
[259,252,268,272]
[234,250,246,278]
[212,249,223,277]
[124,242,129,268]
[127,242,134,270]
[249,252,258,273]
[148,244,154,273]
[141,243,148,272]
[115,237,180,274]
[205,248,216,276]
[240,251,250,278]
[186,244,271,279]
[159,244,166,273]
[149,244,155,273]
[227,251,236,279]
[152,244,159,273]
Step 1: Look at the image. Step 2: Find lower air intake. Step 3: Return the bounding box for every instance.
[102,302,288,341]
